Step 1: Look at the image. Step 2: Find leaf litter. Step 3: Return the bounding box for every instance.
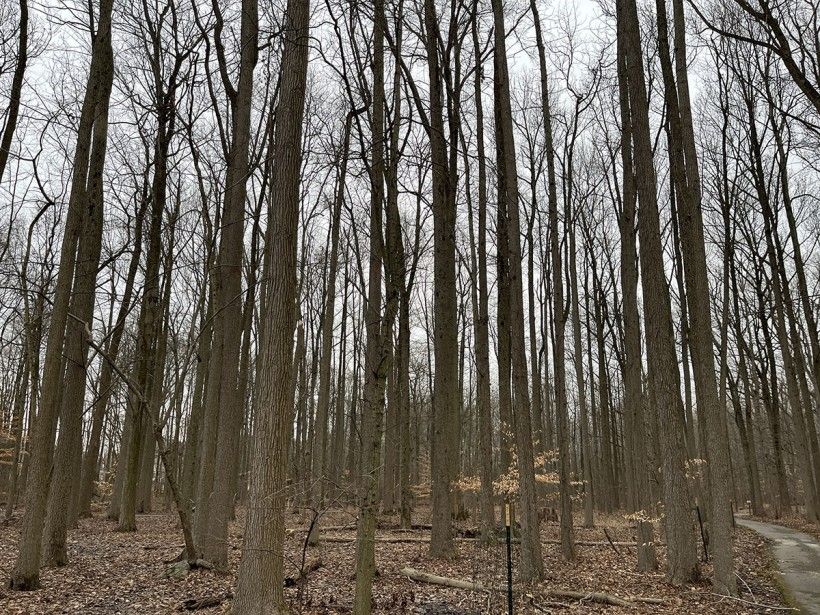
[0,506,791,613]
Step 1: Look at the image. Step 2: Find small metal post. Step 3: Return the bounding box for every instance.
[695,505,709,562]
[505,501,513,615]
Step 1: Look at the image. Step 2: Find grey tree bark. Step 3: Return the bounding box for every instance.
[198,0,259,568]
[9,0,115,588]
[529,0,572,564]
[232,0,309,606]
[493,0,545,577]
[422,0,458,559]
[653,0,736,592]
[616,0,698,584]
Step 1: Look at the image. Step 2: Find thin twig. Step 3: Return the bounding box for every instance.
[735,571,755,602]
[702,592,798,611]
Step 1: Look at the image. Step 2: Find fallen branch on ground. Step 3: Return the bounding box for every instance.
[399,567,665,607]
[178,592,232,611]
[284,557,323,587]
[321,534,644,547]
[290,523,435,534]
[698,591,799,611]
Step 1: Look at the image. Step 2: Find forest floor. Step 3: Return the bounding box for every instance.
[0,504,793,614]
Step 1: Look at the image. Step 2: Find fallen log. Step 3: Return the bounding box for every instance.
[400,568,486,592]
[399,567,664,607]
[287,522,432,533]
[551,540,642,548]
[291,523,434,534]
[323,535,429,543]
[545,589,630,607]
[308,524,357,532]
[322,535,643,547]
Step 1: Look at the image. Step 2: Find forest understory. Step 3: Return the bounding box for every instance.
[0,505,791,614]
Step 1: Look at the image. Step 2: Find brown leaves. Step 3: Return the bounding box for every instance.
[0,507,791,614]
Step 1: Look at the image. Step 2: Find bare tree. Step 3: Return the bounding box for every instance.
[616,0,699,585]
[9,0,115,589]
[232,0,309,606]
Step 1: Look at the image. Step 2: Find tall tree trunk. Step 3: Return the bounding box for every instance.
[568,210,593,527]
[42,132,107,562]
[199,0,259,568]
[530,0,571,565]
[493,0,545,577]
[425,0,458,559]
[118,66,176,533]
[467,7,494,537]
[616,0,698,584]
[9,0,114,588]
[354,0,393,606]
[232,0,309,605]
[654,0,735,592]
[616,28,656,568]
[384,0,407,525]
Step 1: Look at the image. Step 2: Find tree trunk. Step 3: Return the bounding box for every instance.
[616,0,698,584]
[494,0,545,577]
[42,134,107,563]
[199,0,259,567]
[653,0,735,592]
[467,8,494,538]
[568,210,593,527]
[353,0,392,607]
[615,23,656,568]
[9,0,114,588]
[232,0,308,606]
[529,0,570,566]
[425,0,458,560]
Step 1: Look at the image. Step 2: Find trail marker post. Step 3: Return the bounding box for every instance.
[505,501,513,615]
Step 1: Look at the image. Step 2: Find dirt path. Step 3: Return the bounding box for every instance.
[737,517,820,614]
